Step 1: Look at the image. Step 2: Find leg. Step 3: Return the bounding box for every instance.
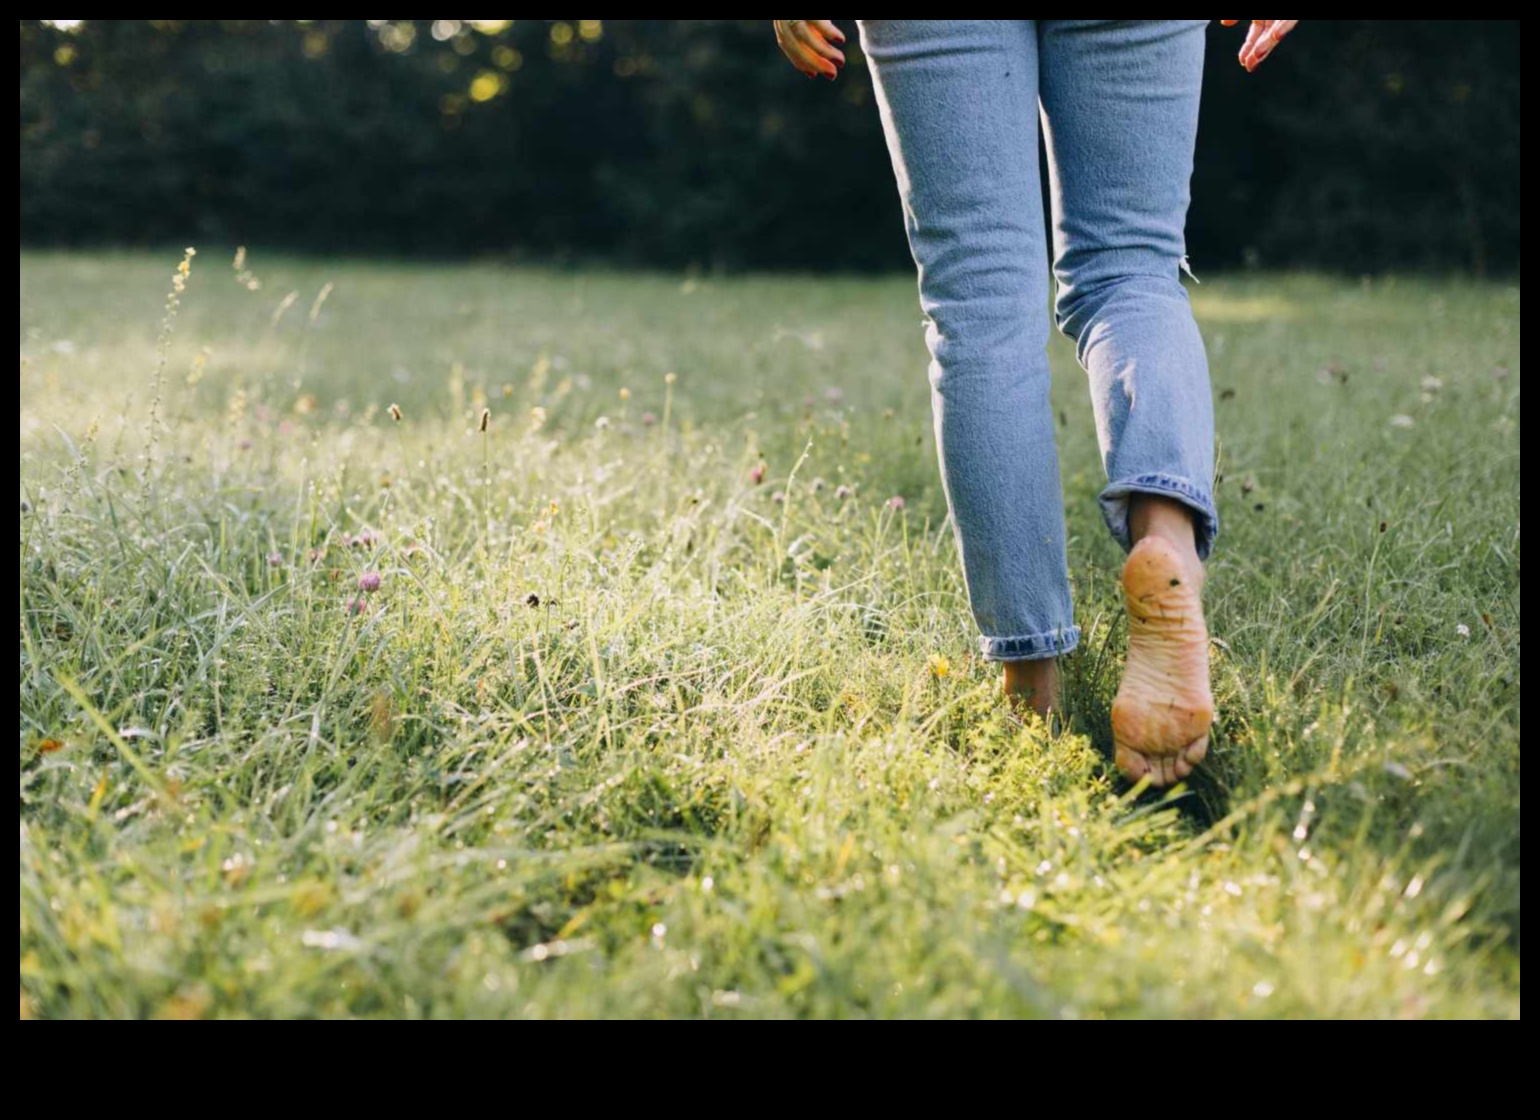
[1038,20,1215,780]
[860,20,1077,715]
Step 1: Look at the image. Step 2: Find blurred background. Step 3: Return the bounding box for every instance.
[19,19,1519,274]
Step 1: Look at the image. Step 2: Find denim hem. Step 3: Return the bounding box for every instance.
[979,625,1080,662]
[1099,473,1218,561]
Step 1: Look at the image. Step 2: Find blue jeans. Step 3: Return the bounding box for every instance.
[860,19,1218,660]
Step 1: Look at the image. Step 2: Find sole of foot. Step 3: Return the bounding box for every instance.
[1111,535,1213,787]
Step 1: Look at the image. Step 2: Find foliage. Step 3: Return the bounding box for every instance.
[18,252,1521,1017]
[18,20,1520,272]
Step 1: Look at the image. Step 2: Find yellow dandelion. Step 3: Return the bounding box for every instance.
[927,653,951,678]
[619,387,630,400]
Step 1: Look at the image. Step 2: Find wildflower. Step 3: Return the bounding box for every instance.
[810,477,826,492]
[887,495,906,510]
[549,501,559,515]
[38,738,66,754]
[389,403,403,423]
[772,490,786,504]
[350,529,380,549]
[664,371,677,385]
[530,406,548,430]
[294,393,318,415]
[619,387,630,400]
[595,416,610,430]
[1420,375,1444,392]
[232,246,261,291]
[479,407,490,432]
[1456,623,1471,638]
[172,248,195,295]
[927,653,951,678]
[358,572,383,593]
[835,485,852,500]
[749,461,767,485]
[237,439,253,451]
[345,597,368,615]
[1390,414,1415,429]
[641,411,658,427]
[824,387,845,404]
[267,552,283,567]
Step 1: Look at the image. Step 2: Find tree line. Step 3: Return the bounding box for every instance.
[20,20,1518,274]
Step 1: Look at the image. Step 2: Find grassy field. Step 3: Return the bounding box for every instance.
[19,252,1520,1019]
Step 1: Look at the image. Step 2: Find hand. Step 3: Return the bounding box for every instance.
[1221,20,1299,72]
[774,20,846,80]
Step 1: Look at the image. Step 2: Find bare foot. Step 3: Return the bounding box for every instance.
[1112,536,1213,786]
[1004,658,1059,721]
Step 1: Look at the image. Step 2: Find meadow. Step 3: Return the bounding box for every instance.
[19,252,1520,1018]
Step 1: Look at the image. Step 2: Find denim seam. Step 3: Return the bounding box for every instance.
[979,624,1081,662]
[1099,472,1218,560]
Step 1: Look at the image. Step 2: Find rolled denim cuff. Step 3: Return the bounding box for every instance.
[979,624,1081,662]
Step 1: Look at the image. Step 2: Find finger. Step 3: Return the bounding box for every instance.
[810,19,847,46]
[1239,20,1268,69]
[779,24,834,77]
[775,25,824,78]
[793,40,835,78]
[1248,20,1292,68]
[792,21,844,70]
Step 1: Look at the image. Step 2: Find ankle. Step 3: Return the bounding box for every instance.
[1003,658,1059,717]
[1128,496,1204,583]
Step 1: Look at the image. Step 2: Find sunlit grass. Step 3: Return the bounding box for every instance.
[19,253,1520,1018]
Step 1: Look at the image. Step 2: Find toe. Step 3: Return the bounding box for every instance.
[1116,744,1150,783]
[1173,752,1192,779]
[1183,736,1209,767]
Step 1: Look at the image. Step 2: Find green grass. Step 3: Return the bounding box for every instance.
[19,251,1520,1019]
